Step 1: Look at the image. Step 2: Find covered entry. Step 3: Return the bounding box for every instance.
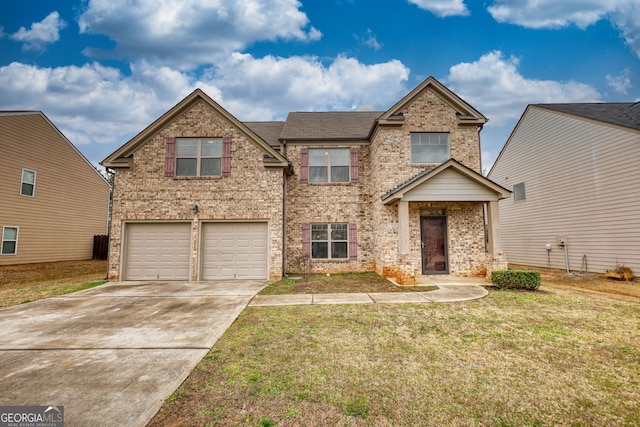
[201,222,268,280]
[124,222,191,280]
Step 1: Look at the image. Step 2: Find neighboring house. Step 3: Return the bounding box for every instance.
[488,103,640,275]
[101,77,510,284]
[0,111,110,265]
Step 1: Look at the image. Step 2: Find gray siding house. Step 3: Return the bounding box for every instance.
[102,77,510,284]
[488,103,640,275]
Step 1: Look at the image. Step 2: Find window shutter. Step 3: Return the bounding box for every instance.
[350,147,359,183]
[302,223,311,258]
[164,137,175,177]
[300,147,309,183]
[348,223,358,260]
[222,136,231,176]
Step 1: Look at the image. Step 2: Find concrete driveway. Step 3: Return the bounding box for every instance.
[0,280,267,427]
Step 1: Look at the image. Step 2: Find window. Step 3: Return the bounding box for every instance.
[411,133,449,164]
[175,138,222,176]
[20,169,36,196]
[1,226,18,255]
[513,182,526,202]
[309,149,349,183]
[311,223,348,259]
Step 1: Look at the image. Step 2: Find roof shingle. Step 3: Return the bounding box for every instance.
[536,102,640,131]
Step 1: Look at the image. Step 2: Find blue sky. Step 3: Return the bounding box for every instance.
[1,0,639,172]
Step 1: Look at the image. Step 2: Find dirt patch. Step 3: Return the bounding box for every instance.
[510,264,640,302]
[0,260,107,308]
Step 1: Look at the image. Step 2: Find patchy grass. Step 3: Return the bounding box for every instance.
[0,260,107,308]
[260,271,437,295]
[149,285,640,427]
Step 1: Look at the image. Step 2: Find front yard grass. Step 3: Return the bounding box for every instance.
[150,285,640,427]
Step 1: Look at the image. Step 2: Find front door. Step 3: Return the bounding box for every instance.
[421,215,448,274]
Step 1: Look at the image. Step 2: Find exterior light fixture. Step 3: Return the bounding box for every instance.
[193,204,199,214]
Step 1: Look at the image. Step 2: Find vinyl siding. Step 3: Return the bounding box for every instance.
[402,168,501,202]
[488,107,640,274]
[0,113,110,265]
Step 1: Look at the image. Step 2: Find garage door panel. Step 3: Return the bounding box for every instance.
[125,223,191,280]
[202,222,268,280]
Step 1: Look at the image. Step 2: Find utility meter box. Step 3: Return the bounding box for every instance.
[556,236,568,246]
[545,243,552,250]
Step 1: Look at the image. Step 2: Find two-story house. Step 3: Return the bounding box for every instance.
[1,111,110,265]
[101,77,510,284]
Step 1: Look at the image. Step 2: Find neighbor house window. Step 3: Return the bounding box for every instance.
[1,226,18,255]
[513,182,526,202]
[309,149,350,183]
[311,223,348,259]
[411,133,449,164]
[175,138,222,176]
[20,169,36,197]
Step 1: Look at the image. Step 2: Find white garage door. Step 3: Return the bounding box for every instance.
[124,223,191,280]
[202,222,268,280]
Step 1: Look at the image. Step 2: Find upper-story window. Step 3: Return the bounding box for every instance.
[20,169,36,197]
[176,138,222,176]
[513,182,526,202]
[309,148,350,183]
[411,133,449,164]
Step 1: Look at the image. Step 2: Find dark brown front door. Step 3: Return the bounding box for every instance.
[421,216,448,274]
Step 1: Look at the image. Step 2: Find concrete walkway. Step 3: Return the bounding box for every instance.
[250,277,488,307]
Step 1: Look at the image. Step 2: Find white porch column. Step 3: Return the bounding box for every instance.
[486,201,502,254]
[398,200,410,254]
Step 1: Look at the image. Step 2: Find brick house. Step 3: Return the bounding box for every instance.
[102,77,510,284]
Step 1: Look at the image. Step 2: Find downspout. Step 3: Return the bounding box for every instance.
[104,167,115,281]
[281,140,288,278]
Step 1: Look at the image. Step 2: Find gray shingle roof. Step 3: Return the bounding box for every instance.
[535,103,640,131]
[279,111,383,140]
[243,121,285,147]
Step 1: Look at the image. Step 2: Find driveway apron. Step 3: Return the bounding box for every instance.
[0,280,267,427]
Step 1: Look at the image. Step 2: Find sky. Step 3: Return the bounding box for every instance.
[1,0,639,173]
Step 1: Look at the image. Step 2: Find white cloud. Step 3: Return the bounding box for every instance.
[606,69,632,95]
[10,11,67,50]
[359,29,382,51]
[408,0,470,17]
[446,51,601,126]
[487,0,640,57]
[445,51,602,170]
[78,0,322,69]
[0,54,409,161]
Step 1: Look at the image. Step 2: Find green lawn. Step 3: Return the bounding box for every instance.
[150,286,640,427]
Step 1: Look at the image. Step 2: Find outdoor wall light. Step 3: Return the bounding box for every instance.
[192,204,199,214]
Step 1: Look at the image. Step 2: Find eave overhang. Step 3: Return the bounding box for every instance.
[381,158,511,205]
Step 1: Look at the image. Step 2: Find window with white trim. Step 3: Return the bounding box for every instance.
[311,223,348,259]
[411,133,449,164]
[513,182,526,202]
[20,169,36,197]
[175,138,222,176]
[1,226,18,255]
[309,149,350,183]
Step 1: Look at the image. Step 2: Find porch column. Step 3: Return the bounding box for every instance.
[486,201,502,254]
[398,200,410,254]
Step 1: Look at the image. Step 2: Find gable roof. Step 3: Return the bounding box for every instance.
[102,89,289,168]
[378,76,487,126]
[1,111,109,185]
[279,111,383,141]
[535,102,640,131]
[382,158,510,204]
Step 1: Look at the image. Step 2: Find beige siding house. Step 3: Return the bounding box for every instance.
[488,103,640,275]
[103,77,510,283]
[0,112,110,265]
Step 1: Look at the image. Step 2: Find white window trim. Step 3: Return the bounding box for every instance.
[175,138,222,177]
[1,226,19,256]
[311,223,348,259]
[410,132,450,164]
[308,148,350,183]
[20,168,36,197]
